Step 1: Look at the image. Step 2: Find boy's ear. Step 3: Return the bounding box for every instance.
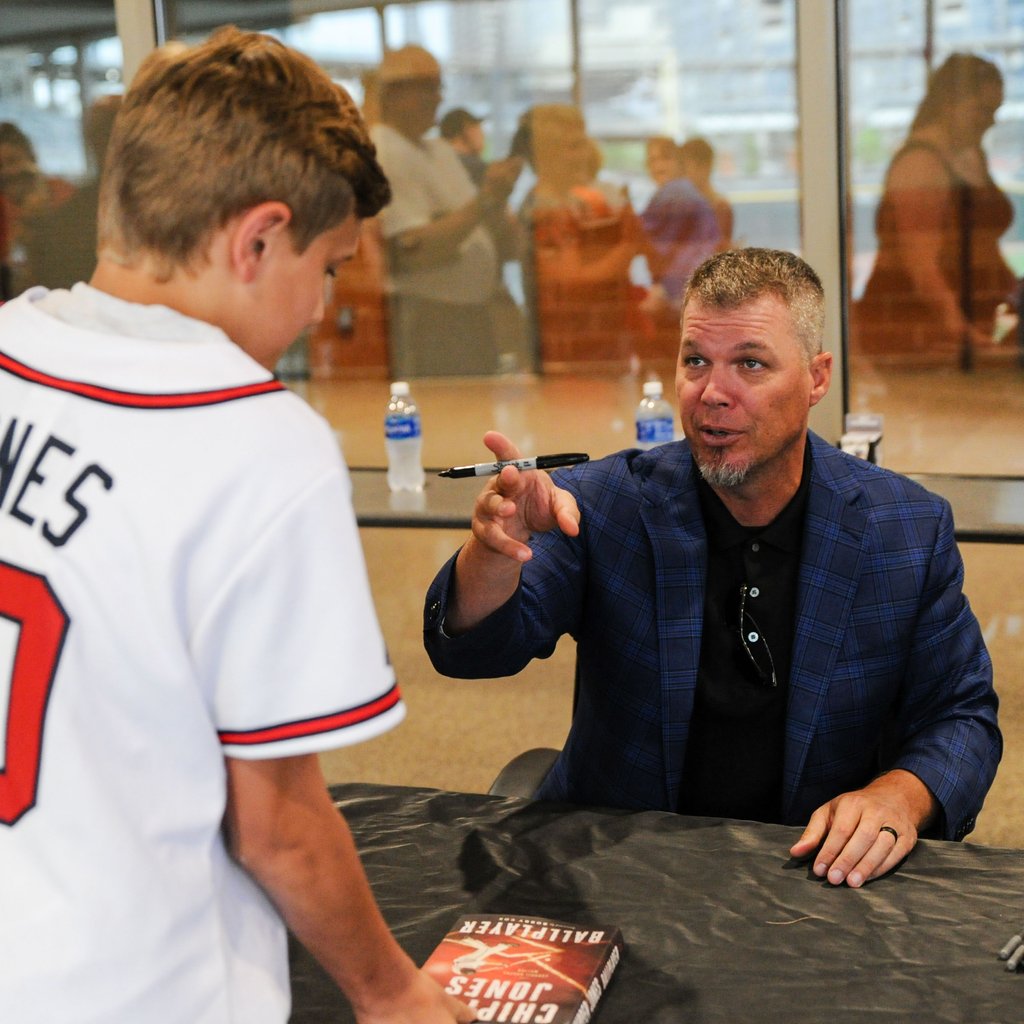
[230,201,294,282]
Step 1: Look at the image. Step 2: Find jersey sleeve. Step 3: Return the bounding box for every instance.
[191,465,403,760]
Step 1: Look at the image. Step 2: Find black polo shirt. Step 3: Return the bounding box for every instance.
[678,446,810,823]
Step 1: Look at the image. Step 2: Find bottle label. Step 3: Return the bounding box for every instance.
[636,417,674,444]
[385,414,421,440]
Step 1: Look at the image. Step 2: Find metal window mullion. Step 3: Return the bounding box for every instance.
[796,0,848,443]
[113,0,160,86]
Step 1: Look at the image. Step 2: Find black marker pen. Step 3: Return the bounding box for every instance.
[438,453,589,478]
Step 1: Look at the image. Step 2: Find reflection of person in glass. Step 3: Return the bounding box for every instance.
[513,105,642,367]
[855,54,1017,369]
[678,136,734,251]
[0,122,75,297]
[638,136,720,344]
[439,107,487,187]
[370,45,522,377]
[28,96,121,291]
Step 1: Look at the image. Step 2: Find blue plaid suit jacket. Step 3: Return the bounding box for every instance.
[425,433,1001,840]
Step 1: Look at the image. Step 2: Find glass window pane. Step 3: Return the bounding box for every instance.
[387,0,573,156]
[137,2,804,469]
[166,1,574,384]
[581,0,799,244]
[846,0,1024,476]
[578,0,799,248]
[168,2,791,390]
[526,0,800,373]
[374,1,575,378]
[0,4,122,297]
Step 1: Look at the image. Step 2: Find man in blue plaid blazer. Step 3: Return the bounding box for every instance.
[425,249,1000,889]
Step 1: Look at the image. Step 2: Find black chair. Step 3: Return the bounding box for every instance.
[487,746,560,798]
[487,658,578,798]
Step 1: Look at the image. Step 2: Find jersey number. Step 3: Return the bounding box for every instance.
[0,562,69,826]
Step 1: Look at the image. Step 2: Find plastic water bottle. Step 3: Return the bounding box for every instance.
[385,381,425,492]
[635,380,675,451]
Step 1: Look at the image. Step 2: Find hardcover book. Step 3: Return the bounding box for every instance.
[422,913,623,1023]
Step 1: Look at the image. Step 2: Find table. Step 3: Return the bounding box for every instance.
[908,474,1024,544]
[289,783,1023,1023]
[350,467,1024,542]
[349,468,474,528]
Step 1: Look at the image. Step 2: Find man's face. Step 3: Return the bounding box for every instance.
[392,76,443,138]
[646,146,680,188]
[675,293,831,496]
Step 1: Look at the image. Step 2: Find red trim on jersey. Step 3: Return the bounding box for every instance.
[218,683,402,747]
[0,349,285,408]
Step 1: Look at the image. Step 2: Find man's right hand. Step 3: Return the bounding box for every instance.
[446,431,580,634]
[468,430,581,564]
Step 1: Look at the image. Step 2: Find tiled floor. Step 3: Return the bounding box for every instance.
[303,364,1024,849]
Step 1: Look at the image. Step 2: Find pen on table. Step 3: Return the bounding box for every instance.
[998,930,1022,961]
[1006,942,1024,973]
[437,453,590,478]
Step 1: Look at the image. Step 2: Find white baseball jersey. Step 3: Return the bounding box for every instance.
[0,285,404,1023]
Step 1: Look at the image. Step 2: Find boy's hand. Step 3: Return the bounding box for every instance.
[355,969,474,1023]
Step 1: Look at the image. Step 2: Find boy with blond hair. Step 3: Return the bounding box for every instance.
[0,27,471,1024]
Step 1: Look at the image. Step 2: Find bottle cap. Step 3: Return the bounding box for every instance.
[391,381,410,396]
[642,380,663,397]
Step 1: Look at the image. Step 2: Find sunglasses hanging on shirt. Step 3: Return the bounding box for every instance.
[737,583,777,688]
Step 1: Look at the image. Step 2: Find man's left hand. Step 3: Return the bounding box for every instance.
[788,769,937,888]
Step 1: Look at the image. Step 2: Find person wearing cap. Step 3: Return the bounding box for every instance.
[371,45,522,376]
[440,107,487,186]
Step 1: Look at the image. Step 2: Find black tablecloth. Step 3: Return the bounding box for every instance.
[289,783,1022,1023]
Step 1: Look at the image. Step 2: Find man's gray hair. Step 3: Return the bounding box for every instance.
[682,247,826,362]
